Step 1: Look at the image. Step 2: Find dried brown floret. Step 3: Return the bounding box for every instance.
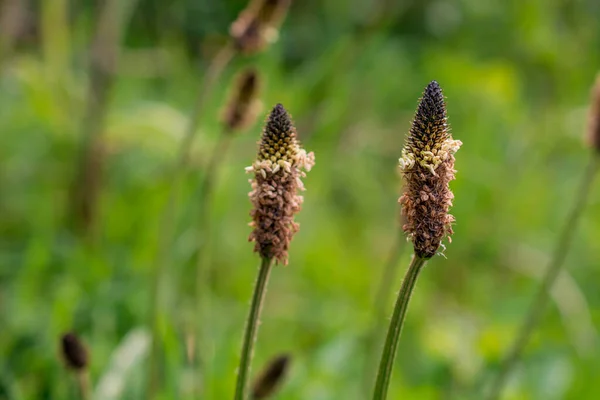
[587,74,600,151]
[399,81,461,259]
[230,0,291,54]
[222,68,262,132]
[246,104,314,264]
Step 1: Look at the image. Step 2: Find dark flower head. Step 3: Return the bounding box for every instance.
[587,74,600,151]
[251,354,291,399]
[247,104,314,264]
[230,0,291,54]
[399,81,461,259]
[222,68,262,132]
[61,332,89,371]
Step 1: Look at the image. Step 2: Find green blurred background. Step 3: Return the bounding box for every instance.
[1,0,600,399]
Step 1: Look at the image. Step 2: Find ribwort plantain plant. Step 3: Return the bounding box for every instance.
[234,104,314,400]
[372,81,461,400]
[148,0,292,395]
[486,74,600,400]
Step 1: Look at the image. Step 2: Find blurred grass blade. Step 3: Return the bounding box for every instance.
[93,328,151,400]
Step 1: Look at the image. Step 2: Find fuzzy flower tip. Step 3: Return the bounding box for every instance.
[587,74,600,151]
[222,68,262,132]
[399,81,462,259]
[230,0,291,54]
[246,103,314,264]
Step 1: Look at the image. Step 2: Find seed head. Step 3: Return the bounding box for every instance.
[399,81,462,259]
[60,332,89,371]
[230,0,291,54]
[246,104,314,264]
[251,354,291,399]
[222,68,262,132]
[587,74,600,151]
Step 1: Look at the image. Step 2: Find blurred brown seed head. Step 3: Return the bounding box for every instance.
[251,354,291,399]
[399,81,461,259]
[246,104,314,264]
[587,74,600,151]
[230,0,291,54]
[222,68,263,132]
[61,332,89,371]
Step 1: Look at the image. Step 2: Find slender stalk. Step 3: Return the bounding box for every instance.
[69,0,139,236]
[362,233,406,395]
[372,254,427,400]
[234,257,274,400]
[146,44,235,399]
[76,371,90,400]
[486,152,600,400]
[194,130,233,340]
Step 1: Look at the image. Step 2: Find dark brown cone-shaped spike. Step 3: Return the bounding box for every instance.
[230,0,291,54]
[399,81,462,259]
[251,354,291,399]
[222,68,262,132]
[587,74,600,151]
[61,332,89,371]
[247,103,314,264]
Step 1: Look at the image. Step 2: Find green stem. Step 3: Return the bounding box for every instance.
[146,44,235,399]
[486,152,599,400]
[234,257,274,400]
[372,254,427,400]
[76,371,90,400]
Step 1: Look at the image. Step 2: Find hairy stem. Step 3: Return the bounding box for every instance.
[372,254,427,400]
[486,152,599,400]
[234,257,274,400]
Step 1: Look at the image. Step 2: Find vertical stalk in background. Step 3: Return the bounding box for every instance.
[234,257,274,400]
[69,0,140,237]
[362,231,406,394]
[0,0,28,65]
[485,155,599,399]
[372,254,426,400]
[372,81,461,399]
[485,74,600,400]
[145,44,235,400]
[191,68,262,371]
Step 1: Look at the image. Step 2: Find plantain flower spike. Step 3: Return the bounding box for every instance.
[246,103,314,264]
[222,68,262,133]
[61,332,89,371]
[251,354,291,399]
[399,81,462,259]
[230,0,291,54]
[587,73,600,151]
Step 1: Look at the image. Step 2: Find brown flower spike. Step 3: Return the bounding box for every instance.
[587,74,600,151]
[230,0,291,54]
[399,81,462,259]
[61,332,89,371]
[222,68,262,132]
[247,104,314,264]
[251,354,291,399]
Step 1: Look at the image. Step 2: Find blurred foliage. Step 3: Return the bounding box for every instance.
[1,0,600,399]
